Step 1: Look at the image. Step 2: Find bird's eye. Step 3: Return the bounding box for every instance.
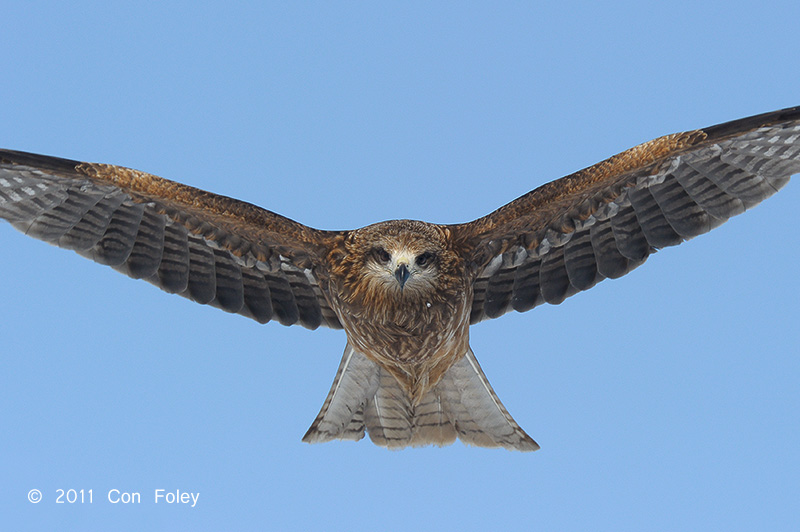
[416,251,435,267]
[371,247,391,264]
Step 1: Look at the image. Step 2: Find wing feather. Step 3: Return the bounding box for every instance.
[0,149,343,329]
[157,221,191,293]
[454,106,800,323]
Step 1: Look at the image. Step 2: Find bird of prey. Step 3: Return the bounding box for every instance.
[1,107,797,451]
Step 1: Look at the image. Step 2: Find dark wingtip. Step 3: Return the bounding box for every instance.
[701,105,800,142]
[0,148,84,175]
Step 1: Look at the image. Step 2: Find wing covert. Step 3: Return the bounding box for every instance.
[455,107,800,323]
[0,149,343,329]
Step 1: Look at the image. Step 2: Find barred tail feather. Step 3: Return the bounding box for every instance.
[301,343,378,443]
[437,348,539,451]
[302,344,539,451]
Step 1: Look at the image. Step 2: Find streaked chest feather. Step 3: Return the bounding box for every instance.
[340,296,469,362]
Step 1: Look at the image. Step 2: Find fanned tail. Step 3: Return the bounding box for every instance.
[302,344,539,451]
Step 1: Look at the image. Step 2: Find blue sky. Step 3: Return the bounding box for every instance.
[1,2,798,531]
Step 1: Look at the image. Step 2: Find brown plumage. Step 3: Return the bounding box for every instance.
[1,106,798,451]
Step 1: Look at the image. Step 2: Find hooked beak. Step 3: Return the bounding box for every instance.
[394,263,411,288]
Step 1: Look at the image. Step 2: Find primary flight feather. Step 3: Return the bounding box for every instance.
[1,106,798,450]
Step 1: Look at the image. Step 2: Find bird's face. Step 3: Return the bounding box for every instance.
[363,241,440,297]
[334,220,465,313]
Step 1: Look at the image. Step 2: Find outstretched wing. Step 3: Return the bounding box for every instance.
[0,150,344,329]
[453,107,800,323]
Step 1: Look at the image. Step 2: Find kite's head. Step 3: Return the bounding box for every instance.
[332,220,467,319]
[359,219,447,297]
